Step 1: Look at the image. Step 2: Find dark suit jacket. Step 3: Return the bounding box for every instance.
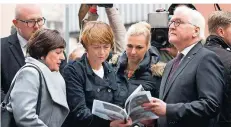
[1,33,25,101]
[1,33,67,101]
[158,42,225,127]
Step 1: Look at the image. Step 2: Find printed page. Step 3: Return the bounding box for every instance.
[92,100,128,121]
[124,84,144,112]
[129,106,159,124]
[128,91,159,124]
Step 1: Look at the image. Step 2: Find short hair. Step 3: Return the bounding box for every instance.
[126,21,151,47]
[10,25,17,35]
[168,4,196,15]
[15,4,42,19]
[208,11,231,34]
[68,46,85,61]
[27,28,66,59]
[174,6,205,39]
[80,21,114,49]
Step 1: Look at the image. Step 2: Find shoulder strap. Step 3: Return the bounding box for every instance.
[1,65,43,115]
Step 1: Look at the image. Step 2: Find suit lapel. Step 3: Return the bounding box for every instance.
[9,33,25,66]
[162,42,203,100]
[159,60,174,99]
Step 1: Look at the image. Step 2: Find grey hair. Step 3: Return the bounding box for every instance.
[126,21,152,47]
[174,6,205,40]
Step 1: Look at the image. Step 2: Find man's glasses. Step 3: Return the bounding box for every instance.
[168,19,195,27]
[17,17,46,28]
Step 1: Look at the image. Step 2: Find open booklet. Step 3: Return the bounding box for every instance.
[92,85,159,124]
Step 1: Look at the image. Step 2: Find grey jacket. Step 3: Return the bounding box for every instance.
[7,57,69,127]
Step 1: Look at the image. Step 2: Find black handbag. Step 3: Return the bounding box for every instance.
[1,65,43,127]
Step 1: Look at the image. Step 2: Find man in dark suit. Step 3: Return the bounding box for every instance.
[142,6,225,127]
[1,4,66,101]
[1,4,44,101]
[204,11,231,127]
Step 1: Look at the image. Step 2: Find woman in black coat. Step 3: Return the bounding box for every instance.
[63,21,131,127]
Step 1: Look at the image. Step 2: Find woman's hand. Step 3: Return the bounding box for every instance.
[110,118,132,127]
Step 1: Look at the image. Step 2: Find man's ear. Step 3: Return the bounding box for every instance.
[12,19,18,27]
[216,27,225,38]
[193,27,200,37]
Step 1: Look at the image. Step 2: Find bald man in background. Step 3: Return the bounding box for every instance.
[1,4,45,101]
[0,4,67,101]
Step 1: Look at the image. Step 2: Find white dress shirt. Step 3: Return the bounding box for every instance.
[179,42,197,63]
[17,33,28,57]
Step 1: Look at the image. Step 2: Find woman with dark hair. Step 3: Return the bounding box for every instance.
[7,28,69,127]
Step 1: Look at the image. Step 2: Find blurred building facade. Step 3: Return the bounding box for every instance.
[67,4,171,55]
[1,4,231,56]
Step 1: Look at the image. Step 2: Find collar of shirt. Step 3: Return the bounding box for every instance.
[17,33,27,48]
[180,42,197,57]
[177,42,197,63]
[17,33,28,57]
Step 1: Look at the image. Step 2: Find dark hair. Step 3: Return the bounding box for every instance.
[168,4,196,15]
[27,28,66,59]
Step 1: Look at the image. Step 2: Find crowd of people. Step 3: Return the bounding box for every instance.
[1,3,231,127]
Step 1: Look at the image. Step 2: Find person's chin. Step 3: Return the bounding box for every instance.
[100,59,106,63]
[50,68,59,72]
[98,57,106,61]
[130,59,138,63]
[169,38,177,44]
[95,59,105,64]
[55,68,60,72]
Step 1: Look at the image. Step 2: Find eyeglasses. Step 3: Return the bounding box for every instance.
[17,17,46,28]
[168,19,194,27]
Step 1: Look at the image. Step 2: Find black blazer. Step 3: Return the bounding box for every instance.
[205,35,231,127]
[158,42,225,127]
[1,33,25,101]
[63,53,119,127]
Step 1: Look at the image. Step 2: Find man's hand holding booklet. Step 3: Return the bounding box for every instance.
[92,85,159,124]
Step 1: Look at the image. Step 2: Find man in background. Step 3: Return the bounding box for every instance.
[205,11,231,127]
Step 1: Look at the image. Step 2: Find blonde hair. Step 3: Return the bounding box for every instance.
[126,21,151,47]
[208,11,231,34]
[80,21,114,49]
